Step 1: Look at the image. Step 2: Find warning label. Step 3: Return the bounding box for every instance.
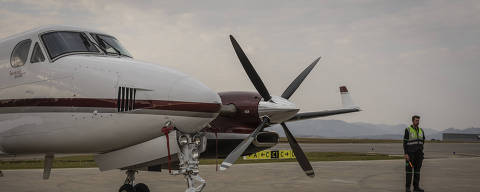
[243,150,296,160]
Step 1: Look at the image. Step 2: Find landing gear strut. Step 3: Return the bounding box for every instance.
[117,122,206,192]
[172,133,206,192]
[119,170,150,192]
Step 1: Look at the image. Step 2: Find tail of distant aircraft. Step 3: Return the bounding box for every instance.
[0,137,4,154]
[279,87,361,122]
[340,86,357,109]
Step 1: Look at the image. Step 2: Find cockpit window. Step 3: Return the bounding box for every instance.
[92,33,132,57]
[41,31,99,60]
[30,42,45,63]
[10,39,32,67]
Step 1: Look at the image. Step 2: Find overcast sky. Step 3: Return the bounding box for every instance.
[1,0,479,131]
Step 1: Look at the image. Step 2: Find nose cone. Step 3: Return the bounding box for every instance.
[169,76,221,104]
[258,96,300,123]
[168,76,222,133]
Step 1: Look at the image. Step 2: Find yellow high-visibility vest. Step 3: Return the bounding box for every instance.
[406,126,424,145]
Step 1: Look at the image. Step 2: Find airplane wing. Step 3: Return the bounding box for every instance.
[287,108,360,122]
[286,86,361,122]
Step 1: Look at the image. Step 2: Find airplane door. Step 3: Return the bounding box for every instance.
[1,38,70,99]
[6,39,51,86]
[7,39,32,82]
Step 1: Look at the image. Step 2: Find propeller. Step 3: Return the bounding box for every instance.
[281,57,320,100]
[221,35,319,177]
[281,122,314,177]
[215,128,219,171]
[230,35,272,101]
[220,116,270,170]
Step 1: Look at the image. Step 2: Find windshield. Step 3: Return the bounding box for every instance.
[41,31,99,59]
[92,34,132,57]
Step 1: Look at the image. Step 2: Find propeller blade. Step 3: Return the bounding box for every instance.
[281,57,321,99]
[215,129,218,172]
[220,117,270,171]
[281,122,315,177]
[230,35,272,101]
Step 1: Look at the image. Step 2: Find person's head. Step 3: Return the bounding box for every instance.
[412,115,420,127]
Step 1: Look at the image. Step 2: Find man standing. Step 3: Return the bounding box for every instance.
[404,115,425,192]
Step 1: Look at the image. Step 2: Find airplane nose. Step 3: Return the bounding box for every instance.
[167,76,221,133]
[168,76,221,105]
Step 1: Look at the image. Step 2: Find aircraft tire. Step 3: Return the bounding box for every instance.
[119,184,134,192]
[134,183,150,192]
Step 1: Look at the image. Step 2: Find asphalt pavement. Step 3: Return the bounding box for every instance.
[1,142,479,192]
[1,157,479,192]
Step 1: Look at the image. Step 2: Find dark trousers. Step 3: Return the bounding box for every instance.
[405,150,424,188]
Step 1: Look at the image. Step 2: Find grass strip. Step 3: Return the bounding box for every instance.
[0,155,97,170]
[200,152,401,165]
[0,152,402,170]
[278,138,449,143]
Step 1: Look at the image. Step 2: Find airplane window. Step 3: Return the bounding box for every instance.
[41,31,99,60]
[10,39,32,67]
[30,42,45,63]
[92,34,132,58]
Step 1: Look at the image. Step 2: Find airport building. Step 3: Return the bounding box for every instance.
[443,133,480,142]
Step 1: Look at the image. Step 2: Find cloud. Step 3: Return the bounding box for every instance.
[1,0,479,131]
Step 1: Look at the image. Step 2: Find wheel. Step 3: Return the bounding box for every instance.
[134,183,150,192]
[119,184,134,192]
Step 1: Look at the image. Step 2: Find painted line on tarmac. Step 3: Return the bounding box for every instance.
[454,153,480,157]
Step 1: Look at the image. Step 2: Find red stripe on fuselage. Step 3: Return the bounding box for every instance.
[0,98,221,113]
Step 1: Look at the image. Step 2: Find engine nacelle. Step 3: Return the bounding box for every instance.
[207,92,262,134]
[201,91,279,158]
[201,131,279,158]
[252,131,279,148]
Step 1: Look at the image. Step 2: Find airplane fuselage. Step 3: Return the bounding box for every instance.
[0,26,221,154]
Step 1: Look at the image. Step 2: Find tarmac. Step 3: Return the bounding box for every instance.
[1,143,480,192]
[272,142,480,158]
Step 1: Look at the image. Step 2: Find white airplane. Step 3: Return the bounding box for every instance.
[0,26,360,192]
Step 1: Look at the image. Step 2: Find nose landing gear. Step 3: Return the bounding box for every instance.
[119,170,150,192]
[173,133,206,192]
[116,121,206,192]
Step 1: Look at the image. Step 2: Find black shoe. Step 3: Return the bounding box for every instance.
[413,187,424,192]
[406,189,411,192]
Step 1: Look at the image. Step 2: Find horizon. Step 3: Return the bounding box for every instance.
[282,118,479,132]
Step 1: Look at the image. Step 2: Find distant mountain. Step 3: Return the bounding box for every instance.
[265,119,443,140]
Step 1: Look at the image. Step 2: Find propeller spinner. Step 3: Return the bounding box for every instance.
[220,35,320,177]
